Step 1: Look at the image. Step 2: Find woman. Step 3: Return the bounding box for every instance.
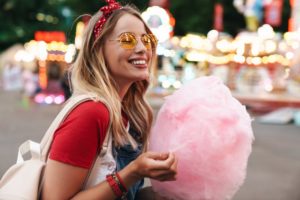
[41,1,177,200]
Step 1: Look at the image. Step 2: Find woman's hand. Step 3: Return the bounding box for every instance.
[129,151,178,182]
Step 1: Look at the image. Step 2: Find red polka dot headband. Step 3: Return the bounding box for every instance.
[93,0,122,39]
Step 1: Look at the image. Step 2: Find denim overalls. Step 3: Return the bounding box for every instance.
[113,126,144,200]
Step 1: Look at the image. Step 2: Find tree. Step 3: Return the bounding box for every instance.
[0,0,150,51]
[0,0,291,52]
[170,0,214,36]
[0,0,69,51]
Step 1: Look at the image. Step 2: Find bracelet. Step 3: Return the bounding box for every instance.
[106,174,123,197]
[114,172,128,193]
[106,173,128,199]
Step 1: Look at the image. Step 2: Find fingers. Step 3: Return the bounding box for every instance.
[164,152,176,169]
[145,152,178,181]
[157,153,177,181]
[147,152,177,169]
[146,151,169,160]
[133,151,178,181]
[169,155,178,172]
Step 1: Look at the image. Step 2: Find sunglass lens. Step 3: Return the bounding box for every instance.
[141,35,153,50]
[119,33,137,49]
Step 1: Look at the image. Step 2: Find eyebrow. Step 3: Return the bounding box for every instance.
[117,31,148,37]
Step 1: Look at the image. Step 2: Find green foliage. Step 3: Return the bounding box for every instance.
[170,0,214,36]
[0,0,291,52]
[0,0,67,51]
[222,0,246,36]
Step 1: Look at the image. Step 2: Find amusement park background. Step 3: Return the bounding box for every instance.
[1,0,300,199]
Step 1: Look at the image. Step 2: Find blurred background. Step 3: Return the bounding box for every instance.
[0,0,300,199]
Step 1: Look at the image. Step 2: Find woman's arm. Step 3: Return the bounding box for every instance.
[41,152,177,200]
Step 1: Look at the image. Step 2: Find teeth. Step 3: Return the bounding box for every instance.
[131,60,146,65]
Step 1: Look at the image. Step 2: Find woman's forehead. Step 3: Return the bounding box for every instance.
[112,14,147,36]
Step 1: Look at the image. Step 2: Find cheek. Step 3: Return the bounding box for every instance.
[148,51,153,62]
[107,49,127,67]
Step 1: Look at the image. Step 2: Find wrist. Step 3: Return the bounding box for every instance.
[118,161,142,189]
[106,174,125,198]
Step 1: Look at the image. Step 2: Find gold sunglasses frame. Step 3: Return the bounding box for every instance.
[110,32,158,50]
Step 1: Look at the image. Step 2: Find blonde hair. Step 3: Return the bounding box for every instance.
[71,5,154,149]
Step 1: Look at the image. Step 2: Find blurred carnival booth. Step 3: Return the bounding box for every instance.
[29,31,76,104]
[2,31,77,104]
[144,20,300,111]
[0,44,25,91]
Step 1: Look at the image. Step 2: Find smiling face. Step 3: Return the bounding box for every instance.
[103,13,153,89]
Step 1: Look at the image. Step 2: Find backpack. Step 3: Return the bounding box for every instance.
[0,95,93,200]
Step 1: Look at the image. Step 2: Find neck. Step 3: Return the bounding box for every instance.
[116,81,132,100]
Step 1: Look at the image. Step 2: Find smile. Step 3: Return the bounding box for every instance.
[130,60,146,65]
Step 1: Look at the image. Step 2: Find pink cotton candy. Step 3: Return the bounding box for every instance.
[149,76,254,200]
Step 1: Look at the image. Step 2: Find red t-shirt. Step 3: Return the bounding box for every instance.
[49,101,110,169]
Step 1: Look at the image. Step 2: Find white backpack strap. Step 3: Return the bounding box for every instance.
[81,98,113,189]
[40,94,93,161]
[81,116,112,189]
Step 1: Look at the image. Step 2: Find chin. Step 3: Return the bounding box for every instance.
[132,73,149,82]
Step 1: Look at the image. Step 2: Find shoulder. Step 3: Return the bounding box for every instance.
[69,100,110,120]
[62,100,110,129]
[59,100,110,137]
[56,100,110,142]
[49,100,110,169]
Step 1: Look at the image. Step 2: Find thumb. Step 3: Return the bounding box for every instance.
[146,151,169,160]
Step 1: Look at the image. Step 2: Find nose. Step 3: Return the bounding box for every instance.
[134,38,147,53]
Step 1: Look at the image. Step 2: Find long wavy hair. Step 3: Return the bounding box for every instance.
[71,5,154,149]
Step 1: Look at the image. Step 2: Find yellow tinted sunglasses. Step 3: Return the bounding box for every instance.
[110,32,158,50]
